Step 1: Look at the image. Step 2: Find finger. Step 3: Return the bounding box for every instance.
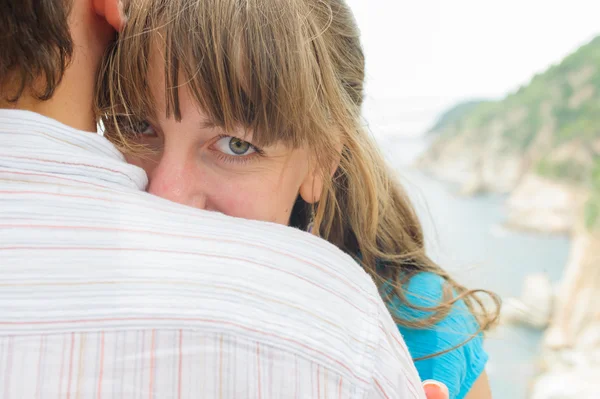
[422,380,449,399]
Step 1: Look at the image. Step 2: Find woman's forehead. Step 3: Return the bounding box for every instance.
[124,0,343,151]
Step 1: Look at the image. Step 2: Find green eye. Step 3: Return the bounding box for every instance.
[229,137,251,155]
[214,136,257,156]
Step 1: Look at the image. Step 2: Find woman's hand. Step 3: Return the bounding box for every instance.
[423,380,450,399]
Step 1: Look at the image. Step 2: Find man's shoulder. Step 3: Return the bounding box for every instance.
[70,185,378,297]
[0,112,422,397]
[1,181,389,386]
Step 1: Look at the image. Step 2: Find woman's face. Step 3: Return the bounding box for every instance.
[126,55,323,225]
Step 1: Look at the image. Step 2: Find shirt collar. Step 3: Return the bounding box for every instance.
[0,109,148,191]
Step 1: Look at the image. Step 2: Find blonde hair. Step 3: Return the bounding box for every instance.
[96,0,500,359]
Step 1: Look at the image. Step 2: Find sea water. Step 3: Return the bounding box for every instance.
[386,137,571,398]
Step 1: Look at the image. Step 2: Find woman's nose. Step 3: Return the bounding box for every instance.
[147,157,207,209]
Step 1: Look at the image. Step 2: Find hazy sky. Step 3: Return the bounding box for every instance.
[346,0,600,136]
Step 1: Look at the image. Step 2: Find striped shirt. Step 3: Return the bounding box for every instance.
[0,109,425,399]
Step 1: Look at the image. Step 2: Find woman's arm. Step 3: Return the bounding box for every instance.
[392,273,492,399]
[464,372,492,399]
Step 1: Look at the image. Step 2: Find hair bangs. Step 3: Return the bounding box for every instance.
[154,0,337,150]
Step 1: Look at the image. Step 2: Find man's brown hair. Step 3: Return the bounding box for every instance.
[0,0,73,102]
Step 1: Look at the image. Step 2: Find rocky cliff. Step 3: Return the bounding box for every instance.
[415,36,600,398]
[418,36,600,213]
[530,229,600,399]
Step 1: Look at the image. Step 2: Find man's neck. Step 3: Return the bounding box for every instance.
[1,70,97,133]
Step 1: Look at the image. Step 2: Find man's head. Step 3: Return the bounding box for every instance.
[0,0,125,131]
[0,0,73,103]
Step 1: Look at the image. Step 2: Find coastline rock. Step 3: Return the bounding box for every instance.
[417,137,525,195]
[530,230,600,399]
[501,273,554,329]
[459,174,485,196]
[505,174,588,235]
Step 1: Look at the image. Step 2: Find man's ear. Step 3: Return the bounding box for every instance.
[93,0,126,32]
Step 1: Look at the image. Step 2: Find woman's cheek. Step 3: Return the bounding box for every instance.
[215,179,284,223]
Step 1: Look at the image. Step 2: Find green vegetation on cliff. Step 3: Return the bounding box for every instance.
[428,100,489,134]
[433,36,600,147]
[429,36,600,229]
[585,159,600,230]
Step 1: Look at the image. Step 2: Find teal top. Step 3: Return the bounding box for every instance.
[389,272,487,399]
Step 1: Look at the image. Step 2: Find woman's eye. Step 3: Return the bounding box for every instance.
[214,136,256,156]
